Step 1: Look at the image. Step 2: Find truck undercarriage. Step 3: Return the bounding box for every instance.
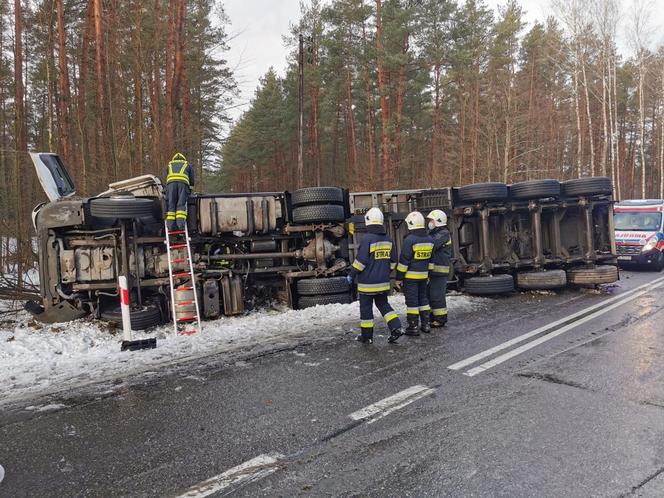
[28,153,619,328]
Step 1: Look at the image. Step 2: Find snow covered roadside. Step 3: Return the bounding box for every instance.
[0,294,485,407]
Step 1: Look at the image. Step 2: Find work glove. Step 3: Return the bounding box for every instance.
[346,275,354,285]
[393,280,403,292]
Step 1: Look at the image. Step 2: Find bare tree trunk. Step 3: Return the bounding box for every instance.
[93,0,108,185]
[151,0,162,173]
[638,55,647,198]
[14,0,28,286]
[362,21,376,184]
[173,0,186,150]
[600,51,608,177]
[612,52,621,198]
[346,65,358,180]
[133,0,144,174]
[56,0,71,165]
[607,49,616,193]
[46,6,55,151]
[573,56,583,178]
[77,1,93,194]
[581,55,595,176]
[375,0,391,187]
[164,0,176,155]
[393,31,409,184]
[430,64,441,184]
[661,58,664,199]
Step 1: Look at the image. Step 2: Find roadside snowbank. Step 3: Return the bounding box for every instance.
[0,294,485,405]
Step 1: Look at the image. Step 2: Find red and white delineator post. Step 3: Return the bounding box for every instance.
[118,274,157,351]
[119,275,132,342]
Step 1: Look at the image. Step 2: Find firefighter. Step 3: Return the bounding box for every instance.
[347,207,404,344]
[395,211,434,335]
[165,152,195,231]
[426,209,452,328]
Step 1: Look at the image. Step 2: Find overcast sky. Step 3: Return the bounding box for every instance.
[223,0,664,122]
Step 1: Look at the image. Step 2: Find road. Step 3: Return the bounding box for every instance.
[1,269,664,497]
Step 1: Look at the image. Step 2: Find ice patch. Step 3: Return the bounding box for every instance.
[0,294,486,405]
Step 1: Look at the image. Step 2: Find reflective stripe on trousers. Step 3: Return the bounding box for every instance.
[359,293,402,332]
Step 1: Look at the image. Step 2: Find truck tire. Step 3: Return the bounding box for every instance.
[297,276,350,296]
[516,270,567,290]
[464,274,514,295]
[90,197,155,219]
[293,204,346,224]
[458,182,508,203]
[509,179,560,200]
[100,304,163,330]
[292,187,344,207]
[567,264,618,285]
[561,177,612,197]
[298,292,352,309]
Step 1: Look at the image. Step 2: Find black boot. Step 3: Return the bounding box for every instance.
[431,315,447,328]
[356,327,374,344]
[404,315,420,336]
[388,327,403,343]
[420,311,431,333]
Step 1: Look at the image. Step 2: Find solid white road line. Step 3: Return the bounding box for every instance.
[447,274,664,372]
[0,463,4,484]
[349,385,436,423]
[464,278,664,377]
[176,452,284,498]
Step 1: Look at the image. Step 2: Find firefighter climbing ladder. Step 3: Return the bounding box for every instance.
[164,222,202,335]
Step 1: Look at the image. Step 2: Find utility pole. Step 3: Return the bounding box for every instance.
[297,33,304,189]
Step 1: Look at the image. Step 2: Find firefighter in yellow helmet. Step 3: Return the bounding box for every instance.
[164,153,194,231]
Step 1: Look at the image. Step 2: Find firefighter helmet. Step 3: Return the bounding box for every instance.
[427,209,447,227]
[364,207,384,226]
[405,211,425,230]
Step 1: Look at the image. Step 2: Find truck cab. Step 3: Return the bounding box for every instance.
[614,199,664,270]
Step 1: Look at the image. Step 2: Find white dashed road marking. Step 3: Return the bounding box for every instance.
[349,385,436,424]
[0,464,5,484]
[449,276,664,377]
[175,452,284,498]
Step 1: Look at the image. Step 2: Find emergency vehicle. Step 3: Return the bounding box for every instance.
[614,199,664,270]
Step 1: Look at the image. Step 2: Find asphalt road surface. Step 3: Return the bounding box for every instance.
[2,269,664,497]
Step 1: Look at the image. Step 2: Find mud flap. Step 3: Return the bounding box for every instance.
[25,300,87,323]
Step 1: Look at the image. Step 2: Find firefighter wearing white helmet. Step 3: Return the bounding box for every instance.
[347,207,404,344]
[395,211,434,335]
[426,209,452,328]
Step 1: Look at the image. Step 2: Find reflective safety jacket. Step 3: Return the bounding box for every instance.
[165,160,195,186]
[396,229,434,281]
[350,227,398,294]
[428,226,452,276]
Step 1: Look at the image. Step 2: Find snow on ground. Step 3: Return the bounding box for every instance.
[0,294,486,406]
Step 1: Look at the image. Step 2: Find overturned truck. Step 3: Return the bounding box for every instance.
[28,152,618,327]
